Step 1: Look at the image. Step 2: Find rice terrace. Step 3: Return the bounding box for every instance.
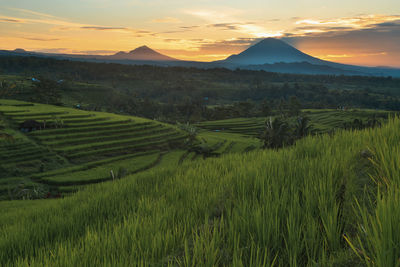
[1,0,400,266]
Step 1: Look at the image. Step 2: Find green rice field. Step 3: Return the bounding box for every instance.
[0,112,398,266]
[0,99,399,266]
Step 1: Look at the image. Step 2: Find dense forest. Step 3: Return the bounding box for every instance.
[1,55,400,121]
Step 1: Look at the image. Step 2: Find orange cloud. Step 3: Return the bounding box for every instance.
[292,14,400,35]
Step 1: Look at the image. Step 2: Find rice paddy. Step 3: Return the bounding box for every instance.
[0,114,398,266]
[0,99,189,196]
[196,109,391,136]
[0,99,399,266]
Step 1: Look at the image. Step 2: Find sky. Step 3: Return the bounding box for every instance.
[1,0,400,67]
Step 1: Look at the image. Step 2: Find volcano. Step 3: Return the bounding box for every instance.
[223,38,325,65]
[108,46,177,61]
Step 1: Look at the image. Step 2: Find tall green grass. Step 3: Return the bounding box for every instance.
[0,118,399,266]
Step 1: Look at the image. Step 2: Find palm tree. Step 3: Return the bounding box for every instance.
[295,116,312,138]
[260,117,292,149]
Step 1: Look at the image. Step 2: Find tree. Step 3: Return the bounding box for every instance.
[260,117,293,149]
[278,99,288,117]
[288,96,302,116]
[261,99,271,117]
[31,77,61,105]
[294,116,312,139]
[177,122,198,147]
[0,80,16,98]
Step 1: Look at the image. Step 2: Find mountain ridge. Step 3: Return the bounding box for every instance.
[107,45,178,61]
[1,38,399,77]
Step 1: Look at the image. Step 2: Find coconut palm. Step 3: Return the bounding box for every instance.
[295,116,312,138]
[260,117,293,149]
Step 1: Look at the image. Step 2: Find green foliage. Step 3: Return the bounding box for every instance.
[0,80,17,98]
[0,99,187,198]
[177,122,198,146]
[8,182,47,200]
[190,140,218,158]
[260,117,293,148]
[259,115,311,149]
[343,116,383,130]
[288,96,302,116]
[31,77,62,105]
[294,116,313,138]
[1,56,400,122]
[0,117,399,266]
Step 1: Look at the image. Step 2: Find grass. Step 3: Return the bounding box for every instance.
[196,109,391,137]
[0,99,187,195]
[198,130,262,154]
[0,115,398,265]
[1,99,398,265]
[42,152,160,185]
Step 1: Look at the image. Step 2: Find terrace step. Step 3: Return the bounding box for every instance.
[30,120,135,135]
[9,112,69,118]
[11,114,94,122]
[40,152,162,186]
[31,150,159,180]
[57,131,183,155]
[43,126,169,147]
[34,123,157,141]
[0,152,55,164]
[68,134,186,162]
[0,147,49,160]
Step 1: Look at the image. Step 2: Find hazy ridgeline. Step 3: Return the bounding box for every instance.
[0,117,399,266]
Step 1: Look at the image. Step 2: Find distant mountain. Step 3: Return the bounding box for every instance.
[107,46,177,61]
[1,39,399,77]
[219,38,400,77]
[222,38,325,65]
[13,48,27,53]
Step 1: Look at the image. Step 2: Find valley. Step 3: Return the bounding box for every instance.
[0,19,399,264]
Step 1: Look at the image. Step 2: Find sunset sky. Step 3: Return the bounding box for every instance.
[1,0,400,67]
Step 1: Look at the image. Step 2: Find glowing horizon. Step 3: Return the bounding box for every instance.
[1,1,400,67]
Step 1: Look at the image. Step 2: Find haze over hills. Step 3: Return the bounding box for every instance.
[1,38,400,77]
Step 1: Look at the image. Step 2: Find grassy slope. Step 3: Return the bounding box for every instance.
[0,118,399,266]
[198,131,262,154]
[196,109,391,137]
[0,99,189,197]
[0,99,263,197]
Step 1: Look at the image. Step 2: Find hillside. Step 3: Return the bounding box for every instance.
[0,113,399,266]
[0,99,188,197]
[0,100,267,199]
[196,109,390,136]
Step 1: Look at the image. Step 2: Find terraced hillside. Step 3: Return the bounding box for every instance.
[0,99,188,197]
[1,116,399,266]
[196,109,390,136]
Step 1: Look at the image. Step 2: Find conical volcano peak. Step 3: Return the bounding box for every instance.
[224,38,323,65]
[129,45,153,54]
[257,38,287,44]
[109,45,177,61]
